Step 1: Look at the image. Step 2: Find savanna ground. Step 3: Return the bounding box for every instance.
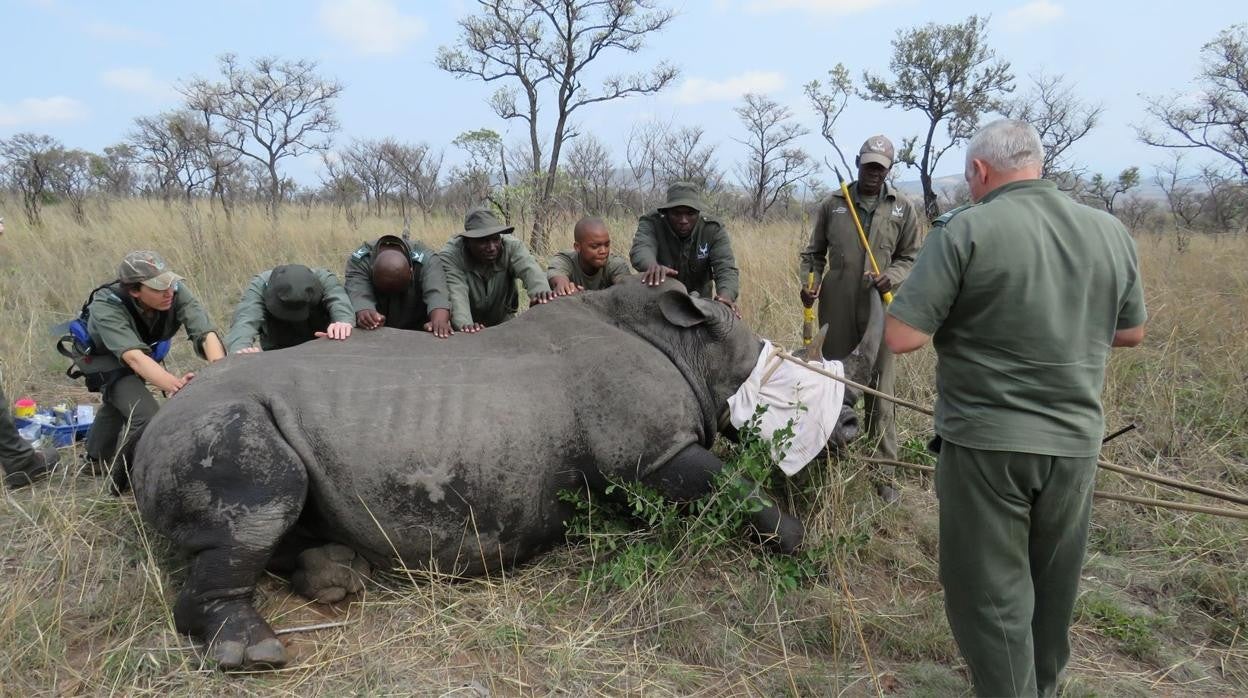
[0,199,1245,696]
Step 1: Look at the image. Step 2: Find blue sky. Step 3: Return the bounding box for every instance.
[0,0,1235,188]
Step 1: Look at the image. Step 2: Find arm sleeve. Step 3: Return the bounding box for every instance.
[88,299,149,359]
[708,225,740,301]
[343,248,376,313]
[1116,238,1148,329]
[316,268,357,325]
[224,276,267,353]
[883,201,925,287]
[173,286,219,360]
[419,250,452,311]
[606,255,633,285]
[629,217,659,271]
[546,251,575,281]
[886,226,967,336]
[798,202,829,281]
[439,248,475,329]
[509,239,552,294]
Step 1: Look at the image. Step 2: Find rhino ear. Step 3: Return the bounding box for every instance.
[658,290,711,328]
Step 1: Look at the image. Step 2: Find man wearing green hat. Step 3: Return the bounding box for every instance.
[441,207,553,332]
[225,264,356,354]
[630,181,740,314]
[84,250,225,491]
[344,234,453,338]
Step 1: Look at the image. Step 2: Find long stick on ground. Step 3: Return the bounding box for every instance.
[778,350,1248,507]
[860,457,1248,521]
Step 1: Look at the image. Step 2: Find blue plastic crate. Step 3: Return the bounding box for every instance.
[14,413,93,448]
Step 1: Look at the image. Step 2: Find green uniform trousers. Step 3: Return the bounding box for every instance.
[936,440,1097,698]
[85,373,160,474]
[0,381,38,474]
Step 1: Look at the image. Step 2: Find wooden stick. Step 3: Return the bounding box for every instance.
[858,457,1248,520]
[1097,459,1248,506]
[274,620,351,636]
[774,351,934,416]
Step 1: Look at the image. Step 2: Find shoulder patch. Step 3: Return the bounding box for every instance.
[352,245,370,260]
[933,203,976,227]
[410,250,426,264]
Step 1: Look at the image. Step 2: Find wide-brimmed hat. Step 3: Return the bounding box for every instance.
[264,264,322,323]
[461,207,514,238]
[858,135,895,169]
[118,250,183,291]
[657,182,706,212]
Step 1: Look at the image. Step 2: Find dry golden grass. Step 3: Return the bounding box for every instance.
[1,198,1245,696]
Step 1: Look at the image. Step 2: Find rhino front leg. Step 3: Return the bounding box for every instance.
[643,444,804,553]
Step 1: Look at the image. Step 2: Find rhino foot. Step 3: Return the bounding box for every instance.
[749,505,805,555]
[175,593,288,670]
[291,543,372,604]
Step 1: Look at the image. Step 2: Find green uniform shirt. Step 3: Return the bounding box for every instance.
[799,182,924,359]
[888,179,1148,457]
[86,282,217,360]
[344,238,450,331]
[441,235,551,329]
[225,267,356,353]
[629,212,740,301]
[546,250,631,291]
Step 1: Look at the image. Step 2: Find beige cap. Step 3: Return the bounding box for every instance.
[118,250,183,291]
[858,135,895,169]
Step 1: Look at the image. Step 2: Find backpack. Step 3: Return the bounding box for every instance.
[56,281,172,393]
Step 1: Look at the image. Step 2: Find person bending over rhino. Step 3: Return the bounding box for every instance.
[441,207,554,333]
[547,216,632,295]
[345,234,453,338]
[225,264,355,354]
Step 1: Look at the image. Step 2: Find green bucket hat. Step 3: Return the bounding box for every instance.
[264,264,322,323]
[657,182,706,212]
[461,207,514,239]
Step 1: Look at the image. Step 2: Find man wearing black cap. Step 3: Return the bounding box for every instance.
[798,135,924,503]
[630,181,740,314]
[344,234,453,338]
[440,207,553,332]
[225,264,355,354]
[84,250,225,490]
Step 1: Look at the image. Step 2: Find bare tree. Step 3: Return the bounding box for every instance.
[565,133,615,214]
[450,128,509,215]
[319,153,363,226]
[340,140,396,216]
[436,0,678,251]
[47,149,94,225]
[181,54,343,211]
[1082,167,1140,215]
[1002,72,1102,182]
[804,63,855,174]
[379,140,443,222]
[862,15,1014,218]
[1155,154,1201,251]
[129,111,217,201]
[1138,24,1248,180]
[734,93,818,221]
[89,144,139,198]
[0,133,61,225]
[1195,164,1248,233]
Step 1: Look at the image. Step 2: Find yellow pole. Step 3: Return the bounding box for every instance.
[802,271,816,346]
[837,174,893,304]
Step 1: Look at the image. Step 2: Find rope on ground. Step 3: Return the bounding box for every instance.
[776,349,1248,510]
[860,457,1248,521]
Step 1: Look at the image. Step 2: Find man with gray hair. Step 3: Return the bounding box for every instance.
[884,119,1147,696]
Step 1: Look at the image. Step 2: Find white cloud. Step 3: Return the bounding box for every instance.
[675,71,787,105]
[100,68,175,101]
[0,97,88,128]
[745,0,893,15]
[1002,1,1065,31]
[318,0,427,56]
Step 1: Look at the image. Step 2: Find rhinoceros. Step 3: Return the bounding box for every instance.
[131,278,881,669]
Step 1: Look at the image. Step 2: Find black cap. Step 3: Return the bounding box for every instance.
[264,265,322,323]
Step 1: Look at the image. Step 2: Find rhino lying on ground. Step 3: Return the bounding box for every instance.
[132,278,881,669]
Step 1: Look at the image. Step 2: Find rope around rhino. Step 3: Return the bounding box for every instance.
[772,350,1248,518]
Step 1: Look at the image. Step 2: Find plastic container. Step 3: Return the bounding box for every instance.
[13,398,36,419]
[15,409,93,448]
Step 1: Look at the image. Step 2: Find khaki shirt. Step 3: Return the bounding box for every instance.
[546,251,631,291]
[225,267,356,353]
[441,236,551,329]
[629,212,740,301]
[889,179,1147,457]
[86,282,217,360]
[344,238,450,331]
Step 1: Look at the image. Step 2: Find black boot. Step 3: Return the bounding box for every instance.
[4,447,60,489]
